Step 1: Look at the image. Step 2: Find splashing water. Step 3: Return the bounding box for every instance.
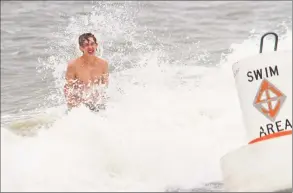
[1,2,292,192]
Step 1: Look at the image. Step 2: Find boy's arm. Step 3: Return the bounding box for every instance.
[64,62,79,109]
[102,61,109,86]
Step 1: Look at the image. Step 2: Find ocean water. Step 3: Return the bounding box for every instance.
[1,1,292,192]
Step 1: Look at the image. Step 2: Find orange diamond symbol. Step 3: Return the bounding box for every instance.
[253,79,286,122]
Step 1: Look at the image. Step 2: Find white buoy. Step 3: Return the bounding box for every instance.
[220,32,292,192]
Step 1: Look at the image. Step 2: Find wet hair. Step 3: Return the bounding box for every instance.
[78,33,97,46]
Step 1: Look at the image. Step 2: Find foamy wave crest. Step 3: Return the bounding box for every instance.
[36,1,146,107]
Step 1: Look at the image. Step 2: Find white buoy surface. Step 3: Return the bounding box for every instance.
[221,33,292,192]
[232,50,292,144]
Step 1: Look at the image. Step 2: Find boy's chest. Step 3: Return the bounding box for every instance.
[76,66,103,83]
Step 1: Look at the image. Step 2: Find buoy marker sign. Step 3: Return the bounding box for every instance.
[253,78,286,122]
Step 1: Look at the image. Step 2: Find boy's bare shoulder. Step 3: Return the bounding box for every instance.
[67,58,81,69]
[96,57,108,67]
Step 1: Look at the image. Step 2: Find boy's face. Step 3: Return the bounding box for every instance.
[80,37,97,56]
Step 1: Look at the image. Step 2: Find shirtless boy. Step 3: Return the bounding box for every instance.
[64,33,109,112]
